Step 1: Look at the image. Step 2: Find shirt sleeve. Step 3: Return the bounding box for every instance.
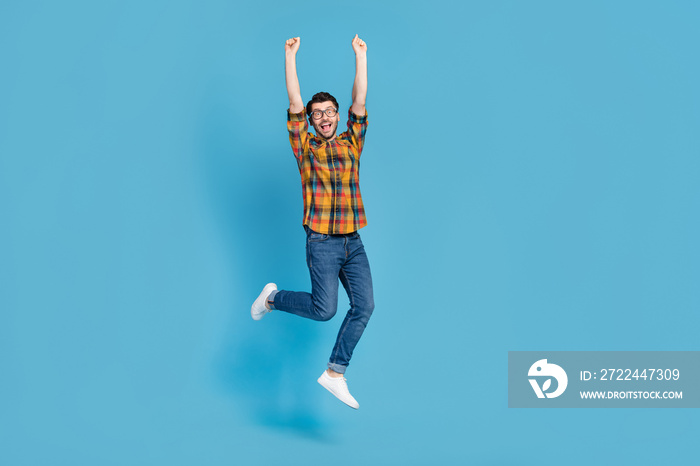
[344,109,368,156]
[287,109,309,160]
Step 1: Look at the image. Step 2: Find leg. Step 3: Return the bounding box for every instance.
[271,230,344,321]
[327,233,375,374]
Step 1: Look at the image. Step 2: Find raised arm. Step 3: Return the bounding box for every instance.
[350,34,367,116]
[285,37,304,114]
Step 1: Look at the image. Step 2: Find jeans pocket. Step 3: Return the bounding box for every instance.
[308,232,329,242]
[306,239,311,268]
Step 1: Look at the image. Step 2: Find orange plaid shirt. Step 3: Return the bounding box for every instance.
[287,108,368,234]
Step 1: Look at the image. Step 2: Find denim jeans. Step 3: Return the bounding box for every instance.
[271,226,375,374]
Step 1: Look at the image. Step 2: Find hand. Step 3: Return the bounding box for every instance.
[351,34,367,56]
[285,37,300,55]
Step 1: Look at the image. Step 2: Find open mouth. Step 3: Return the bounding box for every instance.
[320,123,332,132]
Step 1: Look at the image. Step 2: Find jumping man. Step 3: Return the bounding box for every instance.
[251,35,373,409]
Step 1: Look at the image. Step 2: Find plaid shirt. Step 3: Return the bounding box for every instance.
[287,108,368,234]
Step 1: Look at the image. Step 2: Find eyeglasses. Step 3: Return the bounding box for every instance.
[310,107,338,120]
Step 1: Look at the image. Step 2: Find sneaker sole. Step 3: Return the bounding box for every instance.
[251,283,276,320]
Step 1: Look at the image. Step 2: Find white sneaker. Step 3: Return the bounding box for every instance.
[251,283,277,321]
[317,370,360,409]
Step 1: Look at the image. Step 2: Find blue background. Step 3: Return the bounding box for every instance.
[1,1,698,464]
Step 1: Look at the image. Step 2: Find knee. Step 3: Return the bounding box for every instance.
[318,311,336,322]
[313,303,337,322]
[355,299,375,317]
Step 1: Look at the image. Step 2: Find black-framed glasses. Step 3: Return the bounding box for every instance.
[310,107,338,120]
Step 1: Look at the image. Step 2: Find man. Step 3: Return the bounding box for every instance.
[250,35,373,410]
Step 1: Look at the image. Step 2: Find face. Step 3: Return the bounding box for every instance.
[309,101,340,141]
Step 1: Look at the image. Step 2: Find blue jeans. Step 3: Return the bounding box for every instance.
[271,226,375,374]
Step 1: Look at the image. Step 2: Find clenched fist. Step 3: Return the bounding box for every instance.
[351,34,367,56]
[285,37,301,55]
